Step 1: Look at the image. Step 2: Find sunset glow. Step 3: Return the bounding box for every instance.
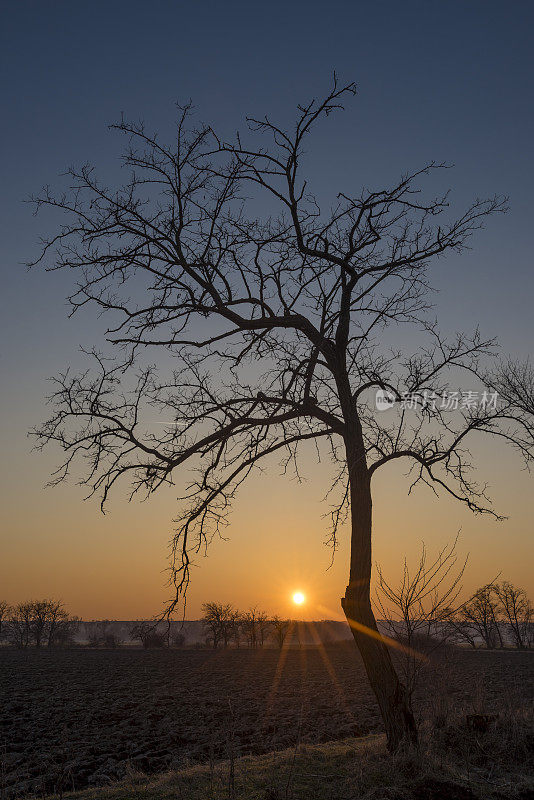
[292,591,305,605]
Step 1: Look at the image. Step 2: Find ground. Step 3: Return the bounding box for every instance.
[0,644,532,798]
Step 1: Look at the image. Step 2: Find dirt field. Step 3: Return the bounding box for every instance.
[1,645,532,798]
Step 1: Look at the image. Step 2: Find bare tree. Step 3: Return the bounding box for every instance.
[50,614,80,647]
[454,585,502,649]
[201,602,238,649]
[0,601,11,643]
[88,619,121,648]
[375,537,467,698]
[6,602,35,648]
[256,610,271,647]
[31,600,53,647]
[444,610,478,649]
[5,599,79,648]
[30,78,533,749]
[494,581,532,649]
[240,607,269,649]
[43,599,80,647]
[240,608,258,649]
[271,616,291,649]
[129,620,166,648]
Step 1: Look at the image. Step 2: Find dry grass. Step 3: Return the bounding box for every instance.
[35,709,534,800]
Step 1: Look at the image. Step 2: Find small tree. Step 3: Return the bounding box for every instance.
[39,599,79,647]
[7,602,34,648]
[241,608,260,649]
[201,602,238,649]
[30,600,51,647]
[130,621,166,648]
[494,581,532,649]
[375,537,466,698]
[445,610,478,649]
[455,585,502,649]
[130,621,150,647]
[271,616,291,649]
[50,614,80,647]
[89,619,121,648]
[256,611,271,647]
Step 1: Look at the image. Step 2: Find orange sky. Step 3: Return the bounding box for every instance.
[2,428,532,619]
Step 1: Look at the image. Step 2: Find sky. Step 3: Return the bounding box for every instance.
[1,1,533,619]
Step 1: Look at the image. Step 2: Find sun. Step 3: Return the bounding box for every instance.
[292,591,305,605]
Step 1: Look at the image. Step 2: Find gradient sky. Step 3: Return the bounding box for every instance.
[1,1,533,619]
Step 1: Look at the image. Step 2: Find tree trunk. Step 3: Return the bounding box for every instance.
[342,426,418,751]
[342,588,418,750]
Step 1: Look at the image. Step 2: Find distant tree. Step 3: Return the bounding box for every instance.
[232,617,243,649]
[445,610,478,649]
[239,608,270,648]
[88,619,121,648]
[31,78,534,749]
[455,585,502,649]
[494,581,532,649]
[46,600,66,646]
[130,621,150,646]
[0,601,11,642]
[39,599,79,647]
[201,602,238,649]
[50,614,80,647]
[227,609,242,647]
[5,599,78,648]
[30,600,53,647]
[256,611,271,647]
[271,616,291,649]
[87,627,101,648]
[7,601,34,648]
[130,621,166,648]
[241,608,259,649]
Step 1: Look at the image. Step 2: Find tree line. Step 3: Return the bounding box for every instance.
[199,602,292,650]
[0,599,80,648]
[1,579,530,651]
[374,539,533,704]
[200,581,533,654]
[376,542,533,653]
[448,581,532,650]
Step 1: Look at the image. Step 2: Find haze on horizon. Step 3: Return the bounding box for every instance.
[1,1,533,621]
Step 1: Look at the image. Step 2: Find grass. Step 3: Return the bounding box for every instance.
[38,722,534,800]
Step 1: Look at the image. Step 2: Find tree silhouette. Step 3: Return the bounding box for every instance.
[4,599,78,647]
[130,621,166,648]
[0,601,11,642]
[31,78,533,749]
[375,536,467,697]
[452,584,502,649]
[495,581,532,648]
[201,602,238,649]
[271,616,291,649]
